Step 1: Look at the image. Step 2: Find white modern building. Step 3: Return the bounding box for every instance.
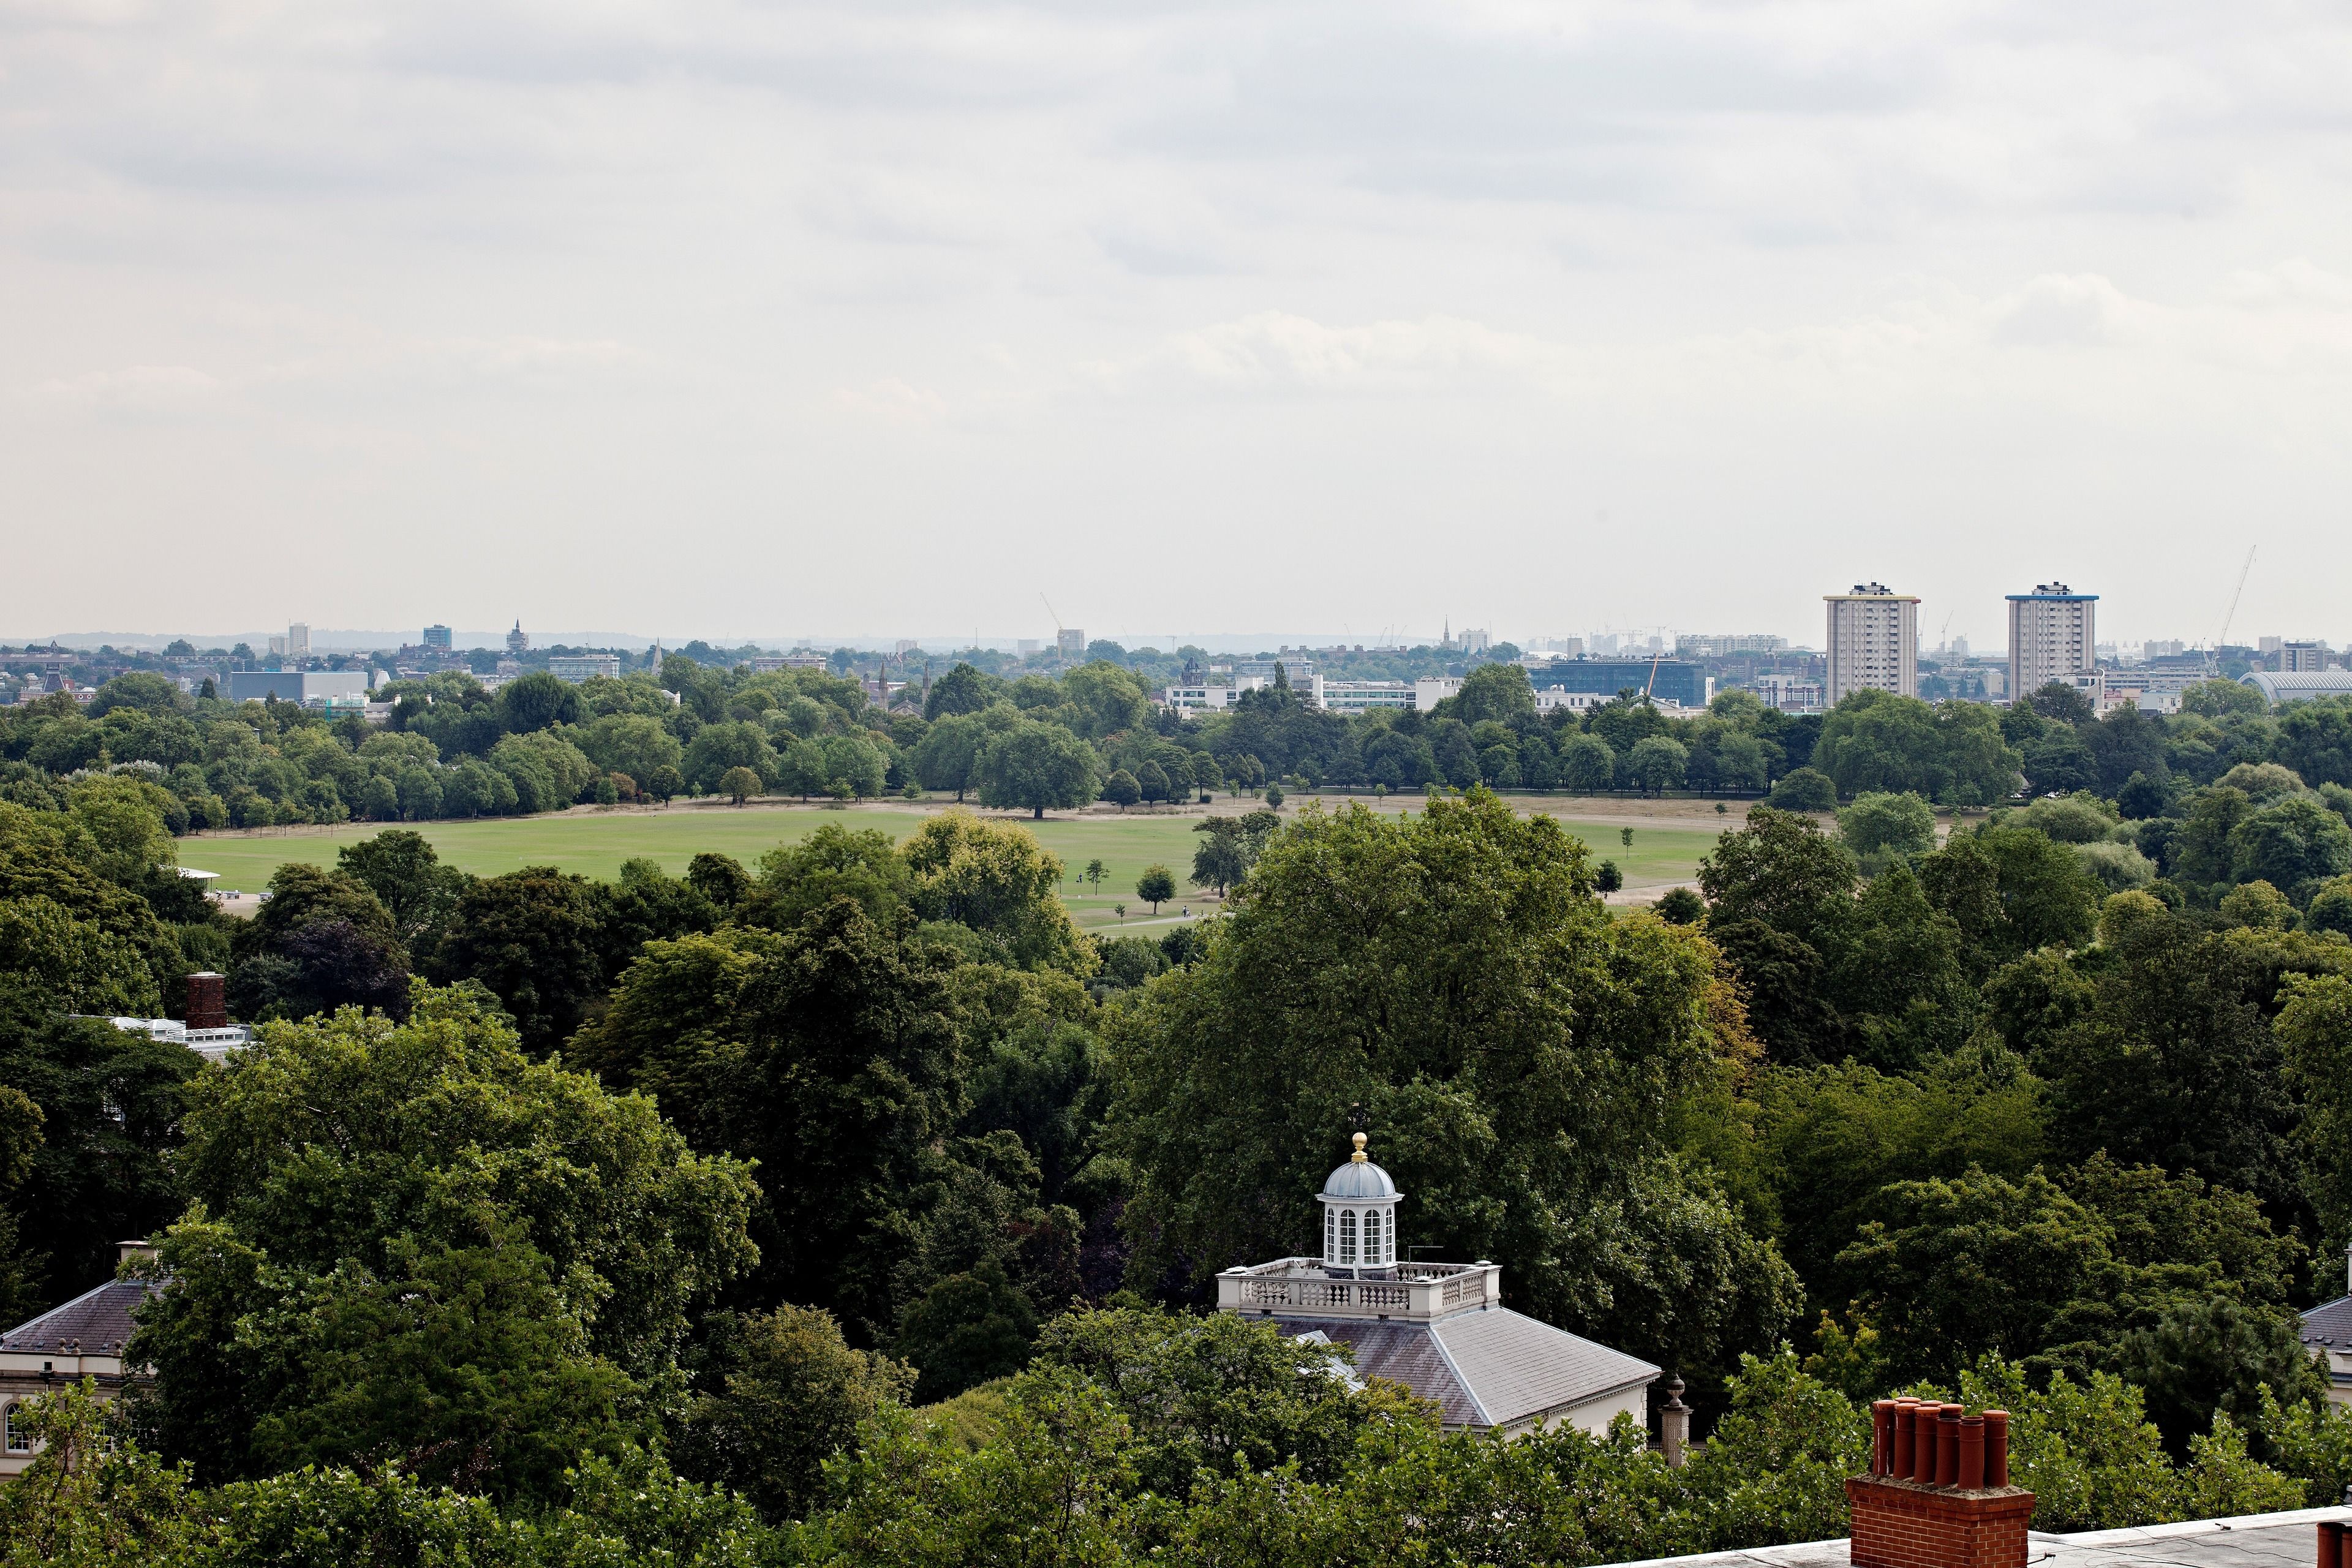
[1216,1135,1660,1436]
[2008,583,2098,703]
[1824,584,1919,704]
[2244,671,2352,706]
[1163,677,1270,714]
[1751,674,1827,714]
[1311,676,1415,714]
[548,655,622,683]
[1414,677,1463,710]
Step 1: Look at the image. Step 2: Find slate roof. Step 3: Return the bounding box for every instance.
[1281,1306,1660,1429]
[0,1278,156,1357]
[2299,1295,2352,1348]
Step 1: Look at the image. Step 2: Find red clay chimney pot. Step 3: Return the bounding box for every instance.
[1936,1406,1961,1488]
[1983,1409,2010,1489]
[1958,1415,1986,1491]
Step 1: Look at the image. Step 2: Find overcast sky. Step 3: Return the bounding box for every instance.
[6,0,2350,650]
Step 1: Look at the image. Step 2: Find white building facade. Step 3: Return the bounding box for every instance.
[1824,584,1919,704]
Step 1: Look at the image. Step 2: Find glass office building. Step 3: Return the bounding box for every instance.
[1523,658,1708,710]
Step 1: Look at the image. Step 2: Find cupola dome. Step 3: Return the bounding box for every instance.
[1322,1136,1400,1200]
[1317,1133,1403,1272]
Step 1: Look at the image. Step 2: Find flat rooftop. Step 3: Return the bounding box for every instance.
[1601,1505,2349,1568]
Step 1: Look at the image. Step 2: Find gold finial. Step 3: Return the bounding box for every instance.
[1351,1132,1368,1163]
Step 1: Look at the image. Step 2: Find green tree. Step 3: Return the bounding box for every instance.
[677,1303,916,1523]
[745,825,912,931]
[1136,864,1175,913]
[976,721,1101,820]
[2278,971,2352,1254]
[1031,1306,1419,1498]
[1059,662,1152,739]
[2182,678,2268,718]
[1766,767,1838,812]
[2035,912,2293,1204]
[895,1258,1039,1402]
[682,721,780,796]
[719,764,761,805]
[576,712,685,783]
[1814,689,1946,798]
[126,982,758,1499]
[336,829,465,941]
[1136,760,1172,805]
[1084,858,1106,889]
[904,810,1092,975]
[1191,822,1250,896]
[1656,886,1705,924]
[1838,791,1936,863]
[1596,859,1624,893]
[496,671,584,733]
[1447,662,1537,725]
[86,671,184,718]
[571,910,969,1340]
[912,712,987,802]
[1625,735,1689,795]
[2230,796,2352,892]
[924,662,1003,720]
[1833,1166,2111,1382]
[1557,732,1617,791]
[1100,769,1140,810]
[1698,808,1856,952]
[424,867,611,1053]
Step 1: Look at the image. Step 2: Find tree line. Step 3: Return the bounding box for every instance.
[6,754,2352,1561]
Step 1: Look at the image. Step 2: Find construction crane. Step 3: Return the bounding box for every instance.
[1040,594,1073,660]
[2214,547,2256,664]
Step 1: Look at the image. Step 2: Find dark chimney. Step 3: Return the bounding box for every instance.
[186,971,227,1030]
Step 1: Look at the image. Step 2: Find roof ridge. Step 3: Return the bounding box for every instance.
[1427,1314,1494,1427]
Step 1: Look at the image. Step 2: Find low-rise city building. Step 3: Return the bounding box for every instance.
[548,654,622,683]
[1750,673,1826,713]
[1311,676,1414,714]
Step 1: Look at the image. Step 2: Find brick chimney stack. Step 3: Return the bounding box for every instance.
[1849,1395,2033,1568]
[186,971,227,1030]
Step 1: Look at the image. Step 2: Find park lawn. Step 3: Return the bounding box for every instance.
[178,798,1724,921]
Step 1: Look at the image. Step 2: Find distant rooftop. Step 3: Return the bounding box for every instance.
[1597,1505,2350,1568]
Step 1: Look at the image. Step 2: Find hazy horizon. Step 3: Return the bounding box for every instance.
[8,2,2348,648]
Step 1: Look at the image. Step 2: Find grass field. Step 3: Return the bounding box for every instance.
[181,799,1728,929]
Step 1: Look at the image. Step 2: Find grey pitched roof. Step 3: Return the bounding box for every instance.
[2300,1295,2352,1348]
[1434,1308,1661,1427]
[0,1278,156,1357]
[1281,1307,1660,1429]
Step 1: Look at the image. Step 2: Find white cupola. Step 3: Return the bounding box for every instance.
[1318,1132,1402,1274]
